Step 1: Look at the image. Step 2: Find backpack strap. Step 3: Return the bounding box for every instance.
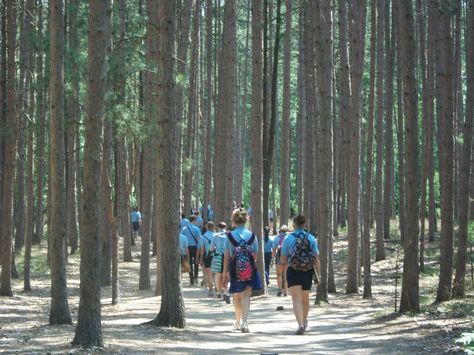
[227,232,238,247]
[187,226,199,245]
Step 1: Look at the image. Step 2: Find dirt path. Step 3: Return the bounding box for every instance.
[0,241,470,354]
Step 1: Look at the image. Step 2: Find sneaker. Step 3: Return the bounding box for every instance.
[303,320,308,331]
[296,326,305,335]
[217,293,222,299]
[241,322,250,333]
[277,289,282,297]
[223,294,231,304]
[233,321,241,331]
[283,292,288,297]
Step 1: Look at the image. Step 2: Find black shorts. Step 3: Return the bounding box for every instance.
[287,267,313,291]
[132,221,140,232]
[204,252,213,268]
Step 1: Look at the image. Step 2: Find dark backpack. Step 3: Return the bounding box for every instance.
[227,232,256,282]
[289,232,315,271]
[275,235,285,262]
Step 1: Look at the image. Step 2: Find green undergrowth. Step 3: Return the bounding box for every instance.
[15,246,50,278]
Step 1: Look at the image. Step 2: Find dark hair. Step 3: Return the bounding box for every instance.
[293,214,307,228]
[264,226,270,243]
[189,215,197,223]
[181,213,186,219]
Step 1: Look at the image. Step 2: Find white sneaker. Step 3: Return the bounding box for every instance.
[233,321,241,331]
[241,322,249,333]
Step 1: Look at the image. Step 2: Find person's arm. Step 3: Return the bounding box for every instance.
[222,250,230,287]
[280,237,289,265]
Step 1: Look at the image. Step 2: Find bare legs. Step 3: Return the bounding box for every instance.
[232,286,252,332]
[276,264,288,296]
[290,285,310,333]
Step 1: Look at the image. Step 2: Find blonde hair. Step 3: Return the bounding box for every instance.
[206,221,215,231]
[231,208,248,226]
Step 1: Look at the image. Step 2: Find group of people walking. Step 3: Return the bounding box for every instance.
[179,208,321,335]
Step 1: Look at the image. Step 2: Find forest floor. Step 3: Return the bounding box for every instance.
[1,228,473,354]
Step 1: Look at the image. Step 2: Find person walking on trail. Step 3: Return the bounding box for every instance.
[179,233,190,278]
[210,222,229,303]
[180,213,190,230]
[222,208,261,333]
[131,207,142,245]
[263,226,273,287]
[182,215,201,286]
[194,209,204,231]
[272,225,289,296]
[198,221,216,297]
[280,214,320,335]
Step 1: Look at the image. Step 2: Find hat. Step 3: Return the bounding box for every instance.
[279,225,288,232]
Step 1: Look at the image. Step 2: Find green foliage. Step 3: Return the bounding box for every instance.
[457,331,474,354]
[16,248,50,278]
[420,265,439,277]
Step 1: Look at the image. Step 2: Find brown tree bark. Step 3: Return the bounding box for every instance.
[49,0,72,324]
[399,0,420,313]
[314,0,333,303]
[374,0,385,262]
[434,0,455,303]
[215,0,236,224]
[452,0,474,299]
[383,0,394,242]
[362,0,376,299]
[150,0,185,328]
[33,2,46,245]
[346,0,366,294]
[72,0,110,346]
[279,0,291,228]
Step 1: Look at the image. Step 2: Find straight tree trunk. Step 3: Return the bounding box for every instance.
[34,2,46,245]
[374,0,386,261]
[150,0,185,328]
[296,5,305,215]
[72,0,110,346]
[452,0,474,299]
[383,0,394,241]
[215,0,236,224]
[66,0,80,255]
[435,0,455,303]
[250,0,265,295]
[279,0,291,228]
[48,0,72,324]
[346,0,366,294]
[399,0,420,313]
[315,0,333,303]
[362,0,376,299]
[203,0,213,221]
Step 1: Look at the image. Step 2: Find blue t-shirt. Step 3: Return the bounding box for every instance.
[281,229,319,257]
[264,237,273,253]
[182,224,201,247]
[180,217,190,229]
[211,231,226,255]
[179,233,188,255]
[199,230,214,254]
[131,211,141,223]
[224,226,258,256]
[272,233,287,250]
[196,215,204,229]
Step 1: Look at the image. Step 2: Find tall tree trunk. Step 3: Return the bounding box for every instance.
[66,0,79,255]
[452,0,474,299]
[315,0,333,303]
[418,0,428,270]
[34,2,46,245]
[214,0,236,224]
[374,0,386,261]
[435,0,455,303]
[346,0,366,294]
[279,0,291,228]
[183,0,200,216]
[49,0,72,324]
[383,0,394,242]
[203,0,213,222]
[176,0,193,215]
[72,0,110,346]
[399,0,420,313]
[150,0,185,328]
[362,0,376,299]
